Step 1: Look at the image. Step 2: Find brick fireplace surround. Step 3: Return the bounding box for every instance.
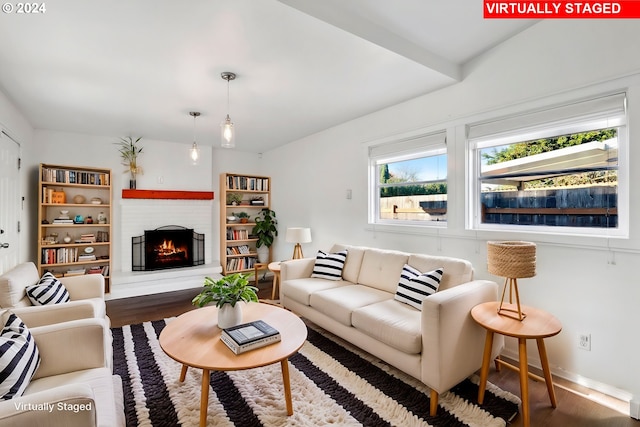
[108,190,221,300]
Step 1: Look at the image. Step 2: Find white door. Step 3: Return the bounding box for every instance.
[0,131,21,274]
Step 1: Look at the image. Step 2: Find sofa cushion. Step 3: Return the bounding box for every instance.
[24,367,122,427]
[395,265,443,310]
[281,278,349,306]
[26,273,71,306]
[0,263,39,308]
[330,244,365,283]
[0,311,40,399]
[309,285,392,326]
[357,248,409,293]
[352,299,422,354]
[311,250,348,280]
[408,254,473,291]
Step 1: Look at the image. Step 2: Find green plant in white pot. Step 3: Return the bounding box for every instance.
[192,273,259,328]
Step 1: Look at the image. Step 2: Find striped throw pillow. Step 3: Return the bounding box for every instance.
[311,250,348,281]
[0,311,40,400]
[394,264,443,310]
[26,272,71,306]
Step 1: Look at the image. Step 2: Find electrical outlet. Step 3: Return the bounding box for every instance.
[578,333,591,351]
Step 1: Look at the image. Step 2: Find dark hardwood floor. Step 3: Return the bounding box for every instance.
[106,282,638,427]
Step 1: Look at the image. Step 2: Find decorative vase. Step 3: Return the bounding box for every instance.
[218,304,242,329]
[129,175,136,189]
[257,245,269,263]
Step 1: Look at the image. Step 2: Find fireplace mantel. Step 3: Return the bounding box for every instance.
[122,189,214,200]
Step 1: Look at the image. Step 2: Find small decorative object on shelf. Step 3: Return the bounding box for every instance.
[115,136,143,189]
[63,233,72,244]
[98,212,107,224]
[74,215,84,224]
[86,216,93,224]
[91,197,102,205]
[73,194,85,204]
[234,212,250,223]
[227,192,243,206]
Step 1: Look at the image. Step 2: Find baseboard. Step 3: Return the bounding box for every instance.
[500,349,633,416]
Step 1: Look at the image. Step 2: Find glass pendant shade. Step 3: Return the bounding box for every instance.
[221,114,235,148]
[190,141,200,164]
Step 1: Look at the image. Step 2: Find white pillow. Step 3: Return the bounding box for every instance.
[25,272,70,306]
[0,311,40,399]
[311,250,348,281]
[394,264,443,310]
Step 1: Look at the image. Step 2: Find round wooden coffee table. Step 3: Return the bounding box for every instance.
[159,302,307,427]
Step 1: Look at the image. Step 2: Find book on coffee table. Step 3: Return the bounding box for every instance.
[221,320,281,354]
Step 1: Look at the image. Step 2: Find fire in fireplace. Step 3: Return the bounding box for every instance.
[132,226,205,271]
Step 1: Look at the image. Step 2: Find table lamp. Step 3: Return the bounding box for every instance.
[286,227,312,259]
[487,241,536,321]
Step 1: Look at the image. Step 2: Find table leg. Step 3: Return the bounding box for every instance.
[478,330,494,404]
[271,272,279,300]
[281,359,293,415]
[518,338,530,427]
[179,364,188,382]
[536,338,558,408]
[200,369,210,427]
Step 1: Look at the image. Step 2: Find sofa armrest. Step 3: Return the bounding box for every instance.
[0,383,97,427]
[59,274,105,300]
[31,318,110,380]
[421,279,503,393]
[10,301,100,328]
[280,258,315,281]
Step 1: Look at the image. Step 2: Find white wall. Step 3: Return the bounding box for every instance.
[263,20,640,407]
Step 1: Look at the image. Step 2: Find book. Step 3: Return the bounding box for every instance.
[220,320,281,354]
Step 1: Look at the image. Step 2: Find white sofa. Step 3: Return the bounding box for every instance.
[0,262,107,326]
[0,316,124,426]
[280,244,504,416]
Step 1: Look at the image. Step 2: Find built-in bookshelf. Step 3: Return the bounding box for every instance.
[38,164,113,293]
[220,173,271,275]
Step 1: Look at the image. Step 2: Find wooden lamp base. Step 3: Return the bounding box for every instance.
[291,243,304,259]
[498,277,526,321]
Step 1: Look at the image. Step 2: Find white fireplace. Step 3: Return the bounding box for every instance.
[108,196,221,300]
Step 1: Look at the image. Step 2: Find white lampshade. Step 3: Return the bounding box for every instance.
[286,227,312,259]
[286,227,312,244]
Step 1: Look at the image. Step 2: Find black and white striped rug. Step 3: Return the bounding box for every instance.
[112,319,519,426]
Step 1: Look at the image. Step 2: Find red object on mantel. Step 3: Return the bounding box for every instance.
[122,189,214,200]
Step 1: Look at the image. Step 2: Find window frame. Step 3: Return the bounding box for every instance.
[368,132,448,227]
[467,92,628,238]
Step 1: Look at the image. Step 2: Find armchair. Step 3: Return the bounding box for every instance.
[0,317,124,426]
[0,262,107,327]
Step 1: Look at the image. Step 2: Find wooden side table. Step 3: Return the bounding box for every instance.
[253,262,269,287]
[268,261,281,300]
[471,301,562,427]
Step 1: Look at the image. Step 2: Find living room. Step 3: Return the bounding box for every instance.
[1,1,640,425]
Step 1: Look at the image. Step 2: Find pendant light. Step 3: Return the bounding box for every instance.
[221,71,236,148]
[189,111,200,164]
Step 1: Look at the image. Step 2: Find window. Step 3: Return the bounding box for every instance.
[369,132,447,225]
[468,92,627,236]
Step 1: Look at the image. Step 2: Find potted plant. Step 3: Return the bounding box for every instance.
[226,192,243,206]
[233,212,250,223]
[115,136,143,189]
[192,273,259,328]
[252,208,277,263]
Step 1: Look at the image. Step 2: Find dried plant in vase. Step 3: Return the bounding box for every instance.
[116,136,143,189]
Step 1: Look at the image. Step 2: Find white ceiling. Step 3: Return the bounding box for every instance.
[0,0,535,153]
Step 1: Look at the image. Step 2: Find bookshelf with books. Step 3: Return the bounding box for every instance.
[220,173,271,275]
[38,163,113,293]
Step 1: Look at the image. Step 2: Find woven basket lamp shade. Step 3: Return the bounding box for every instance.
[487,241,536,321]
